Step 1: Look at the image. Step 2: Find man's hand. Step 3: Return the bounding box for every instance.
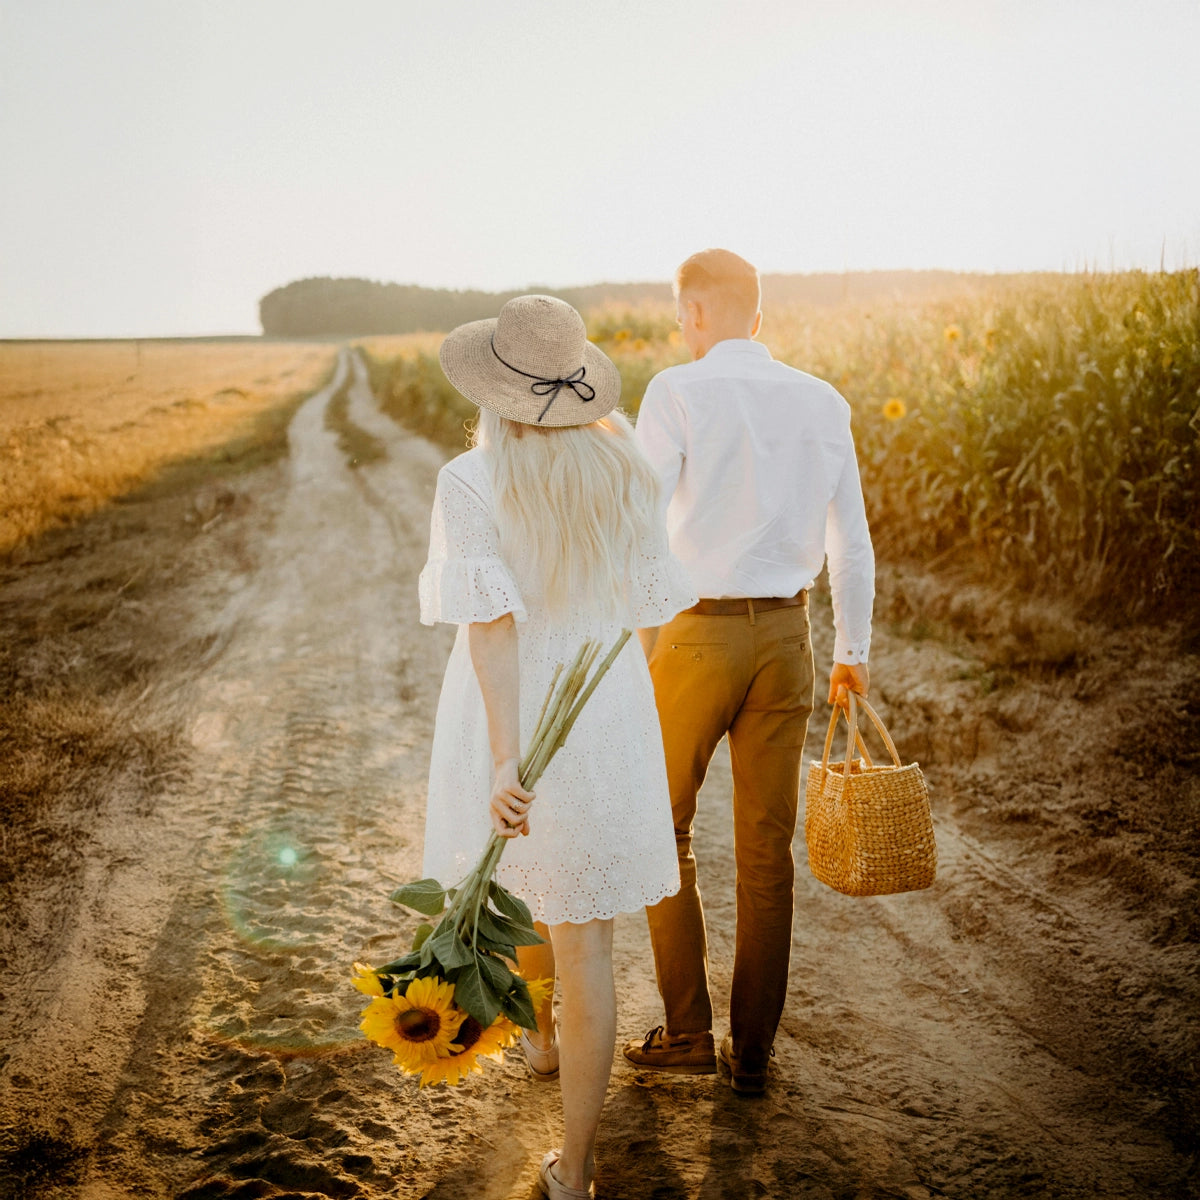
[828,662,869,711]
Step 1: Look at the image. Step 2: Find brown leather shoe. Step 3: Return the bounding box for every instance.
[623,1025,716,1074]
[718,1034,771,1095]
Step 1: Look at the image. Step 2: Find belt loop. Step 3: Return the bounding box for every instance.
[747,597,756,626]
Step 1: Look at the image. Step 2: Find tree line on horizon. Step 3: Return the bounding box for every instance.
[258,270,1025,337]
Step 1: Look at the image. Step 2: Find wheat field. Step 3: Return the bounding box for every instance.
[0,340,337,557]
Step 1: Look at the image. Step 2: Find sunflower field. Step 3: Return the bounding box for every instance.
[361,271,1200,620]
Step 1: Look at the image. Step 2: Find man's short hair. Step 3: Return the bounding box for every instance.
[674,248,761,318]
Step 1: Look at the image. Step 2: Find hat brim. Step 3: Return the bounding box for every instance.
[438,318,622,428]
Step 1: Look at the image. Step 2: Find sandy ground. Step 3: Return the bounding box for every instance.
[1,350,1196,1199]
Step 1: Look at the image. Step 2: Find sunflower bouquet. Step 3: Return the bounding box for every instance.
[353,631,631,1086]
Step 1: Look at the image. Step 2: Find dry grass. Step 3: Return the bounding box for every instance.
[357,332,475,447]
[356,332,473,448]
[0,469,229,987]
[356,333,444,360]
[0,340,337,558]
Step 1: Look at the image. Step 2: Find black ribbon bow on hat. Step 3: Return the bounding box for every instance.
[491,337,596,422]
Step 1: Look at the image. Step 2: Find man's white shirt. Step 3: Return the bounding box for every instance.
[634,338,874,666]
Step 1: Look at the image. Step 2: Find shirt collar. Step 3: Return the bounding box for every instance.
[703,338,772,360]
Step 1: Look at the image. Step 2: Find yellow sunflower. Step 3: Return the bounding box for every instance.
[469,976,557,1062]
[419,1051,484,1087]
[350,961,384,997]
[943,323,962,343]
[410,1016,514,1088]
[418,977,557,1087]
[526,976,554,1012]
[450,977,555,1064]
[882,398,907,421]
[457,1014,520,1063]
[359,975,467,1070]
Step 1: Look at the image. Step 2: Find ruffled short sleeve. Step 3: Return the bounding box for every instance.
[625,513,698,627]
[418,459,527,626]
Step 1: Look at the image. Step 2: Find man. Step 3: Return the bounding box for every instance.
[625,248,874,1094]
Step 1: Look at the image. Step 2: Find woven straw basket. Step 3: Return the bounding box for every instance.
[804,692,936,897]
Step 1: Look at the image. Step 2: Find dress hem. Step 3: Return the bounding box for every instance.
[521,878,681,927]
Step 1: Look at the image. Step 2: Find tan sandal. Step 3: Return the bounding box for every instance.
[538,1149,593,1199]
[520,1030,560,1081]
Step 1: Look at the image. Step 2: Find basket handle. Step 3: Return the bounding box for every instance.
[853,693,903,767]
[819,694,872,772]
[819,691,903,776]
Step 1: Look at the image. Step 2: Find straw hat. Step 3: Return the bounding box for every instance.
[438,294,621,427]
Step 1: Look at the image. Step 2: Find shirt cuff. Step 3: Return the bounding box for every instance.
[833,637,870,666]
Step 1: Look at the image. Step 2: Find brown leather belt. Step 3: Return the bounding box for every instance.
[684,589,808,617]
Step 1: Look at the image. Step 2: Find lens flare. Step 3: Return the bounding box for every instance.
[204,822,369,1057]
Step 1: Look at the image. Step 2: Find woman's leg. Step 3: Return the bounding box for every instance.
[516,921,556,1050]
[549,917,615,1192]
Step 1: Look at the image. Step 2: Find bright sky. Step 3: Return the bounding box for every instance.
[2,0,1199,337]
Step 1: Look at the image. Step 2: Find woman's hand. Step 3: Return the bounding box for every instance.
[490,757,536,838]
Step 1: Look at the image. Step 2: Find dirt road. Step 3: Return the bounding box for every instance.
[1,350,1195,1199]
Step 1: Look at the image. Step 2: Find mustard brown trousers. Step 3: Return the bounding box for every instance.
[645,595,815,1060]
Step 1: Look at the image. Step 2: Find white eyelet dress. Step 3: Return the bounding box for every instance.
[418,447,697,925]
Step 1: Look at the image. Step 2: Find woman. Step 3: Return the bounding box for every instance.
[418,294,695,1199]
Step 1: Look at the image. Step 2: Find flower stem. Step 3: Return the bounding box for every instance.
[558,630,632,745]
[438,631,632,955]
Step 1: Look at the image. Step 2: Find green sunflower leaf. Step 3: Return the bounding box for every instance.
[477,905,544,947]
[500,976,538,1031]
[452,961,501,1027]
[488,881,537,930]
[473,934,518,962]
[374,951,421,976]
[411,923,434,951]
[389,879,447,916]
[427,924,474,970]
[477,952,515,996]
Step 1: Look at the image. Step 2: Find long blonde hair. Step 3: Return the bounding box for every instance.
[472,408,661,619]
